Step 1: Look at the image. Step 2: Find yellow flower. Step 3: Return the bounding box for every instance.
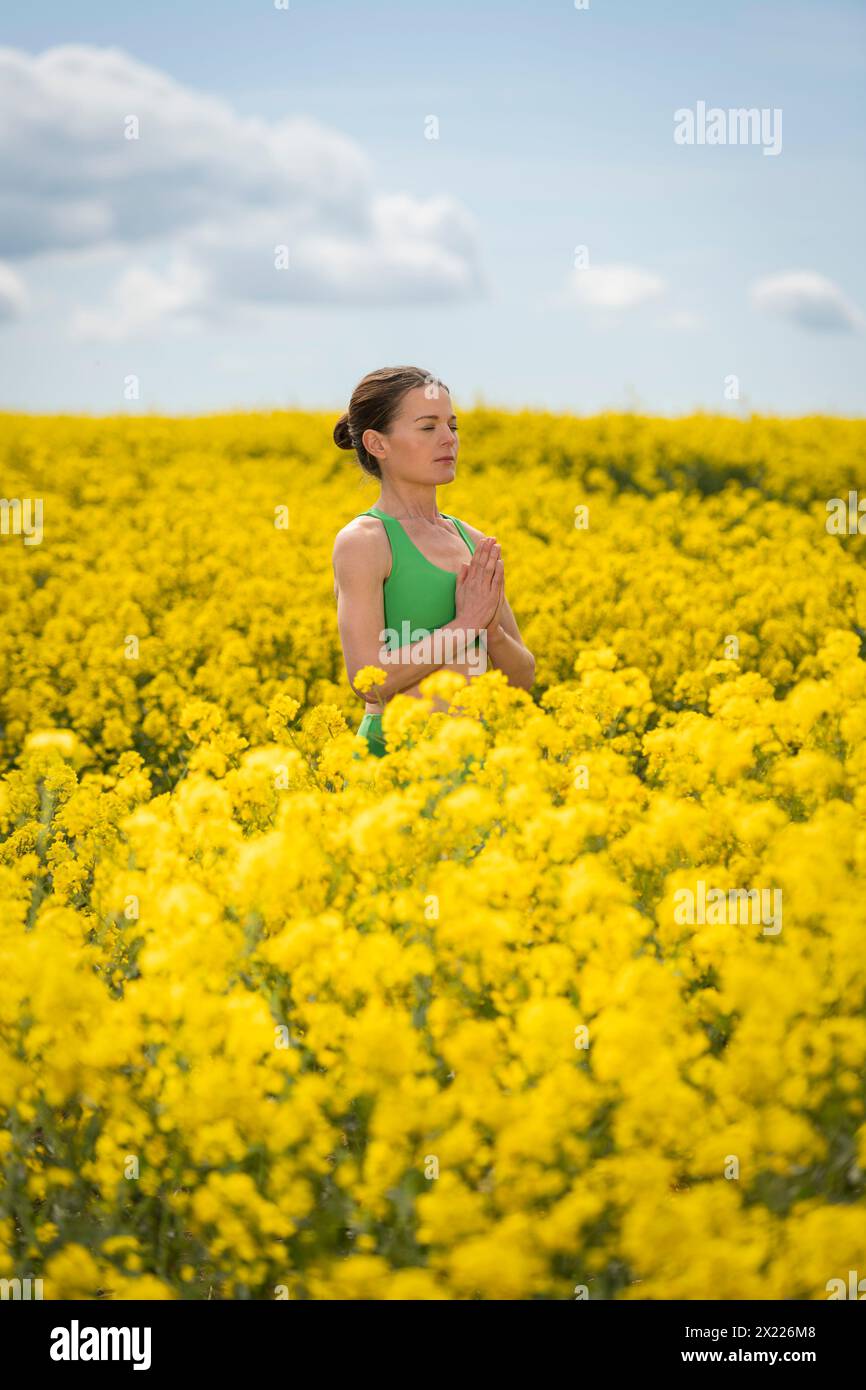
[43,1244,104,1299]
[353,665,388,696]
[266,692,301,738]
[23,729,81,759]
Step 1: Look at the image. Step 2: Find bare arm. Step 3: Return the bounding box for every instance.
[333,523,470,708]
[485,598,536,691]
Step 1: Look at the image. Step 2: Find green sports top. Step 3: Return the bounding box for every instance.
[357,503,477,652]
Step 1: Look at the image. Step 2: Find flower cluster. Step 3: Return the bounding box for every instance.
[0,409,864,1299]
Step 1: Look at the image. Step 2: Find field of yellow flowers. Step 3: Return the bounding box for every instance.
[1,408,865,1300]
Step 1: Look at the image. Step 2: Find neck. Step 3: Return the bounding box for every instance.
[376,486,441,521]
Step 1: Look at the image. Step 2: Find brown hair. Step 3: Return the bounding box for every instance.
[333,365,450,479]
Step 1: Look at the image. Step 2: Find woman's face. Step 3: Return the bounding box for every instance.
[367,385,459,485]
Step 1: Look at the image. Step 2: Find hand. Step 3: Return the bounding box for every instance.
[482,537,506,630]
[454,535,504,631]
[484,564,507,631]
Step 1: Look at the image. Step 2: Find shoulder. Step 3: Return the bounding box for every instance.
[449,515,485,544]
[332,513,390,577]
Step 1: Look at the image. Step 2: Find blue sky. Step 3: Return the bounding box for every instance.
[1,0,864,414]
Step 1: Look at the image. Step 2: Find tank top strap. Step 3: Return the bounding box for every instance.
[443,513,475,555]
[357,504,474,565]
[357,506,407,546]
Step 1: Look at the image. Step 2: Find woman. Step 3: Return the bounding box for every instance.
[332,365,535,757]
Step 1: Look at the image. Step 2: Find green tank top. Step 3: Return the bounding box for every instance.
[357,503,477,652]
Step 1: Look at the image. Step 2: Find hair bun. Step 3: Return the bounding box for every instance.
[333,413,354,450]
[333,367,443,479]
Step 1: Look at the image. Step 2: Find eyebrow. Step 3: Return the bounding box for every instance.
[415,414,458,421]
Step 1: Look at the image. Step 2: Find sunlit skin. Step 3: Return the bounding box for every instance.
[333,385,535,717]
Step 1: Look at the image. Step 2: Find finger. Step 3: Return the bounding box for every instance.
[469,540,494,573]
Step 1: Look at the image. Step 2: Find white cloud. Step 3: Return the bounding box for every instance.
[0,44,372,255]
[0,43,485,335]
[69,254,208,341]
[0,262,28,320]
[567,263,666,310]
[66,193,485,340]
[750,271,863,332]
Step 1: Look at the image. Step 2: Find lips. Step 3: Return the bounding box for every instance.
[435,456,456,462]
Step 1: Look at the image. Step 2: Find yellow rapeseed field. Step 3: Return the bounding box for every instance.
[1,408,865,1300]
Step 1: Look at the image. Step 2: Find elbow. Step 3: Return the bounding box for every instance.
[349,666,390,706]
[349,683,366,704]
[346,665,367,704]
